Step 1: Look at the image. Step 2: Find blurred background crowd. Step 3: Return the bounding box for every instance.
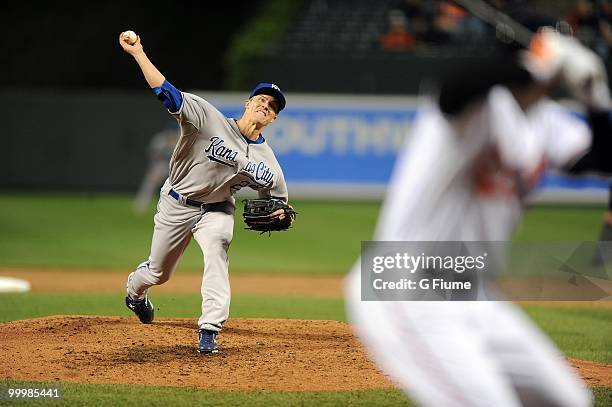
[3,0,611,94]
[377,0,612,56]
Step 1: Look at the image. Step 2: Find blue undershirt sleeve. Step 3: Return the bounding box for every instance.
[152,80,183,113]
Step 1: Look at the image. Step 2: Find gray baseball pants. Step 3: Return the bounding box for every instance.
[127,181,234,332]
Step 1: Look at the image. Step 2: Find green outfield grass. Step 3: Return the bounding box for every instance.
[522,304,612,363]
[0,292,345,324]
[0,380,414,407]
[0,193,380,273]
[0,381,610,407]
[0,193,607,274]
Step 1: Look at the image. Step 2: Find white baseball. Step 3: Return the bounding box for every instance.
[122,30,138,45]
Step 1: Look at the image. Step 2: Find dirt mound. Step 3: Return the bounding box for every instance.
[1,316,609,391]
[0,316,395,391]
[569,359,612,388]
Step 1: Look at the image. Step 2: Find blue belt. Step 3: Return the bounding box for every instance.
[168,189,232,213]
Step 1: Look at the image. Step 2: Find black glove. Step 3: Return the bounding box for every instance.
[242,198,297,233]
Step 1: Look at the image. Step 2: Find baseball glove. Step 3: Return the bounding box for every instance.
[242,198,297,233]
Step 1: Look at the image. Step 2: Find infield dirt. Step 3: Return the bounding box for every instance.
[1,315,610,391]
[0,316,396,391]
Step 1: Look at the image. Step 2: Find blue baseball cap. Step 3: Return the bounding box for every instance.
[250,83,286,113]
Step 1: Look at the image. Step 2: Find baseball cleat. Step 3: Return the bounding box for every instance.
[197,329,219,354]
[125,295,154,324]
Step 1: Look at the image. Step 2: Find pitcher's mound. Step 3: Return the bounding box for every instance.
[0,316,395,391]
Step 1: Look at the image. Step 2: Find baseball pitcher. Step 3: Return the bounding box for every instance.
[119,31,295,353]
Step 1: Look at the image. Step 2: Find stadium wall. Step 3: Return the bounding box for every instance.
[0,90,608,203]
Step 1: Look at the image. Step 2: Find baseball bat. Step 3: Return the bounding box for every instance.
[453,0,534,47]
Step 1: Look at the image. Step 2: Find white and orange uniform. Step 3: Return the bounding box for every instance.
[346,86,592,407]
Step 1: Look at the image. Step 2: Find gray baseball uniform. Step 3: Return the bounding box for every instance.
[128,89,288,331]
